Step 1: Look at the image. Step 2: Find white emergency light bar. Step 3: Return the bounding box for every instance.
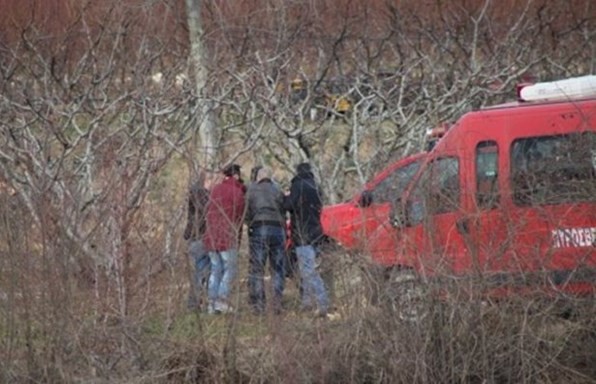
[518,75,596,102]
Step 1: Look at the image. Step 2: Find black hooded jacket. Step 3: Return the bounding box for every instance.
[284,166,324,246]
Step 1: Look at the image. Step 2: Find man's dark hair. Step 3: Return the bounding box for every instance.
[296,162,312,175]
[223,163,241,177]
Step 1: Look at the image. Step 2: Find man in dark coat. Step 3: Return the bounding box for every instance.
[203,164,246,314]
[183,172,210,310]
[284,162,329,317]
[245,166,287,314]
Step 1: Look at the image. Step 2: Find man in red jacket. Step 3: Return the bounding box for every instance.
[203,164,246,314]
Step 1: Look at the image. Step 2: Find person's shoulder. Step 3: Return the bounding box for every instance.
[245,182,258,195]
[209,181,226,195]
[232,179,247,194]
[269,181,282,192]
[238,181,247,193]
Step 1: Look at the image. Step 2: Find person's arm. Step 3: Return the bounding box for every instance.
[244,186,254,226]
[183,190,195,240]
[283,181,298,212]
[234,186,247,247]
[274,186,286,216]
[314,185,324,215]
[283,194,291,212]
[196,189,209,236]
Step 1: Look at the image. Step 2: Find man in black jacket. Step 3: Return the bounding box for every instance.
[183,172,210,310]
[245,166,287,314]
[284,162,329,317]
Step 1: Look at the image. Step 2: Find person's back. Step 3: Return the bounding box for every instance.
[246,175,285,228]
[204,172,246,252]
[285,163,324,247]
[284,162,329,317]
[203,164,246,314]
[183,175,210,310]
[245,167,287,313]
[184,181,210,241]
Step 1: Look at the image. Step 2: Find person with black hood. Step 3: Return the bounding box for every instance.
[284,162,329,317]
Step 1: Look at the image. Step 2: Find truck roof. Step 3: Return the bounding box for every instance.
[481,96,596,111]
[430,95,596,155]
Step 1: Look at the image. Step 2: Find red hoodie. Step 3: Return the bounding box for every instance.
[203,177,246,251]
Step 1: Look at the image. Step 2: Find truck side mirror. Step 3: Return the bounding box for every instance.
[358,190,373,207]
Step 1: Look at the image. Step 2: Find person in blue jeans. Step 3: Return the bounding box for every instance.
[203,164,246,314]
[183,174,210,311]
[207,249,239,313]
[284,162,329,317]
[245,167,287,314]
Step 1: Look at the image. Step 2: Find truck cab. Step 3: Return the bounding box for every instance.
[385,75,596,297]
[321,153,426,251]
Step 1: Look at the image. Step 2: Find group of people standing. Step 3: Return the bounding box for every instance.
[183,162,330,317]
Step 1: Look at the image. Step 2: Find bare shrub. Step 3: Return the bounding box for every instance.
[313,279,596,384]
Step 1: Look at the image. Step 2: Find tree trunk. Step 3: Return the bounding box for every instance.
[185,0,217,168]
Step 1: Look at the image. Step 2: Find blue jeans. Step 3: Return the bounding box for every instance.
[188,240,210,308]
[296,245,329,313]
[208,249,238,304]
[248,225,286,312]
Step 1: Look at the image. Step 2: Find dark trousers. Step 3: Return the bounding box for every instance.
[248,225,286,312]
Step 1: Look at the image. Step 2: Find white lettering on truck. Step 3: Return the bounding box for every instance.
[552,227,596,248]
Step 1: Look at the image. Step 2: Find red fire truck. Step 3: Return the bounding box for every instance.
[373,75,596,303]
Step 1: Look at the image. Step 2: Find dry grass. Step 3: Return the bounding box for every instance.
[3,235,595,383]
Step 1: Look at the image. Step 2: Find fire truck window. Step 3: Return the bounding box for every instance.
[511,132,596,206]
[406,157,459,225]
[476,141,499,209]
[405,167,431,226]
[429,157,460,214]
[371,159,422,204]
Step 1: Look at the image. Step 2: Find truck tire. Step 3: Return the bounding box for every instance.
[383,268,428,322]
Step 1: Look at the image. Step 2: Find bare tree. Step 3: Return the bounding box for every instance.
[185,0,217,168]
[0,0,198,319]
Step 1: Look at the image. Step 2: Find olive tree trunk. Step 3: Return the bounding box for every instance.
[185,0,217,168]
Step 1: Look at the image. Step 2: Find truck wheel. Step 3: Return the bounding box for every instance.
[384,269,428,322]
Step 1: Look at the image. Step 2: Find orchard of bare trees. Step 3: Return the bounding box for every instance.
[0,0,595,382]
